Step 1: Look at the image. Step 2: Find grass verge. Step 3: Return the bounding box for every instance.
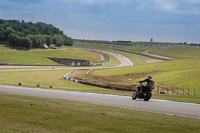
[0,93,200,133]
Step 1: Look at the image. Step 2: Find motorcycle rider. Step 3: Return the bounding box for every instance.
[139,75,154,93]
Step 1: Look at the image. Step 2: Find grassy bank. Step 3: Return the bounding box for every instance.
[113,45,200,59]
[0,93,200,133]
[0,44,100,65]
[91,59,200,94]
[150,46,200,59]
[73,43,200,94]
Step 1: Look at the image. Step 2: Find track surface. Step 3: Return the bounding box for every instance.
[0,85,199,119]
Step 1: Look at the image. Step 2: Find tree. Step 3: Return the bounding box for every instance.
[44,35,52,46]
[0,31,5,41]
[8,33,17,44]
[4,27,15,40]
[23,37,32,49]
[0,18,73,49]
[14,36,23,46]
[52,35,58,45]
[62,35,73,46]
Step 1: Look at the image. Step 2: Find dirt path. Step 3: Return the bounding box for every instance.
[93,53,105,62]
[146,60,165,64]
[67,70,82,78]
[141,50,152,54]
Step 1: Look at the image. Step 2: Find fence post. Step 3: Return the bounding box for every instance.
[182,88,184,95]
[172,88,173,95]
[167,88,168,94]
[157,87,159,94]
[188,88,189,95]
[194,88,195,96]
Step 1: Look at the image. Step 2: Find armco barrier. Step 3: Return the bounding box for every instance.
[80,81,135,92]
[64,76,81,83]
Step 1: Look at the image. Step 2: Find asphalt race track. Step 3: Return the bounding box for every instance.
[0,85,199,119]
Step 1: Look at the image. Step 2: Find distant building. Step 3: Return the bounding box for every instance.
[150,38,153,42]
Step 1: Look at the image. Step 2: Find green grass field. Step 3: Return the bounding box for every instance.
[0,44,100,65]
[114,45,162,52]
[0,44,18,50]
[150,46,200,59]
[113,45,200,59]
[0,93,200,133]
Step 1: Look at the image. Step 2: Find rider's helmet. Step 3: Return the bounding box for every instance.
[148,75,152,79]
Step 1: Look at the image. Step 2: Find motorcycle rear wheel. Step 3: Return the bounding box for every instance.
[144,91,152,101]
[132,91,137,100]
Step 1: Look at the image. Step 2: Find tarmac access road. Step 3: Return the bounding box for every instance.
[0,85,199,119]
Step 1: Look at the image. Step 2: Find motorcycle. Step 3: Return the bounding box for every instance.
[132,82,153,101]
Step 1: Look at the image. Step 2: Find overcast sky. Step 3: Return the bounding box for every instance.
[0,0,200,43]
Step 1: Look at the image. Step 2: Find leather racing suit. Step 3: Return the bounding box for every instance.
[139,78,154,93]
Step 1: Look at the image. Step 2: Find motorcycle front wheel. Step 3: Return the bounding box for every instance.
[132,91,137,100]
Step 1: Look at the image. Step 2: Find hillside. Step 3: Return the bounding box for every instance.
[0,19,73,49]
[73,43,200,94]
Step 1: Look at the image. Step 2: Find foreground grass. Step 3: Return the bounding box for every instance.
[0,93,199,133]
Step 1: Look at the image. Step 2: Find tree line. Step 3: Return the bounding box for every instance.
[0,19,73,49]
